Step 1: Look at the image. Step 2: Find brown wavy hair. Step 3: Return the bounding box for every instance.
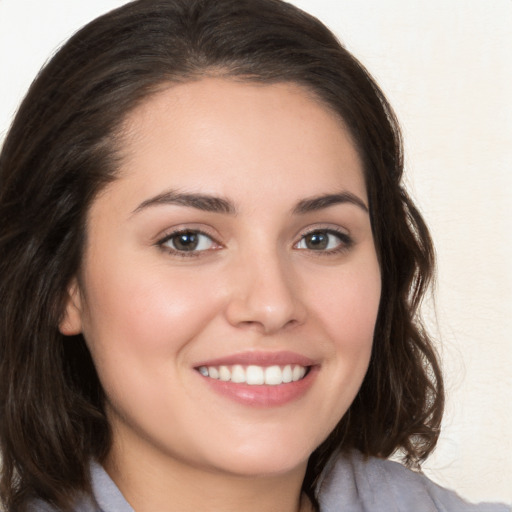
[0,0,443,510]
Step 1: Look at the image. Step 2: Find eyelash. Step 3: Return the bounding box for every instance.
[156,227,353,257]
[294,228,353,255]
[157,229,221,258]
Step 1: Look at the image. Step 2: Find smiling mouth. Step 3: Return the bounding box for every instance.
[196,364,309,386]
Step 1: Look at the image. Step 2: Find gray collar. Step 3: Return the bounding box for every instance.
[84,453,509,512]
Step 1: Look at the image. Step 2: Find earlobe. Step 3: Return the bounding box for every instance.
[59,278,83,335]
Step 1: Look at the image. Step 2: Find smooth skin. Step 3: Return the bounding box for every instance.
[61,78,381,512]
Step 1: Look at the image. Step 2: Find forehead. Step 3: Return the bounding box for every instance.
[108,77,366,209]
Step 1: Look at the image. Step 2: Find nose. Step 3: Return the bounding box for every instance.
[224,250,307,335]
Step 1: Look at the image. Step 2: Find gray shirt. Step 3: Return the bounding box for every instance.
[28,451,511,512]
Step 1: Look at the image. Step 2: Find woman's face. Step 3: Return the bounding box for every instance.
[61,78,381,479]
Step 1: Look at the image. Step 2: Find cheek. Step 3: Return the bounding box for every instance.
[293,257,380,445]
[79,261,223,369]
[78,265,228,433]
[313,259,381,350]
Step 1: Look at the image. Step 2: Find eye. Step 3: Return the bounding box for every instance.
[159,230,217,253]
[295,229,351,252]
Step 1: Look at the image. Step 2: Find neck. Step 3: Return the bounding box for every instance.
[104,434,312,512]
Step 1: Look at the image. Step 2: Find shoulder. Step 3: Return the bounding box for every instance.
[25,497,97,512]
[316,450,511,512]
[25,500,58,512]
[25,494,98,512]
[24,462,118,512]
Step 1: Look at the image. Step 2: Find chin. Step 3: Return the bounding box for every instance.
[196,433,319,478]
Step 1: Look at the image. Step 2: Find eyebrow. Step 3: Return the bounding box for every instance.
[132,189,368,216]
[132,190,236,215]
[292,192,368,214]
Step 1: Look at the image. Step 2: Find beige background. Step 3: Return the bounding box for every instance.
[1,0,511,504]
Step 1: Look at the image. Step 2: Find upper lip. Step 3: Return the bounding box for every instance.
[194,351,316,368]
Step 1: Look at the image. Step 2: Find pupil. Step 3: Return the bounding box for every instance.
[306,232,328,250]
[174,232,198,251]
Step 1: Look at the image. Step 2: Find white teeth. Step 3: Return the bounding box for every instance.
[198,364,308,385]
[282,364,293,383]
[265,365,282,385]
[293,365,306,381]
[219,365,231,381]
[246,365,264,385]
[231,364,245,383]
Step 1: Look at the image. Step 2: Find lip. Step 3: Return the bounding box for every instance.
[194,350,316,368]
[194,351,318,407]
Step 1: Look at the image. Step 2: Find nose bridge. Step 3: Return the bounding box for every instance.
[225,242,304,333]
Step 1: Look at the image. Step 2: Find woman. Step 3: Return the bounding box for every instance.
[0,0,508,511]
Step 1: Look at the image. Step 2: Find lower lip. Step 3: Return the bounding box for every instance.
[198,367,318,407]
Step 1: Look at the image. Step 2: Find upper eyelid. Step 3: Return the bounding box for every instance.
[298,229,351,241]
[154,223,352,248]
[159,230,214,244]
[155,225,220,245]
[300,226,348,236]
[294,226,353,250]
[156,229,222,258]
[295,224,351,240]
